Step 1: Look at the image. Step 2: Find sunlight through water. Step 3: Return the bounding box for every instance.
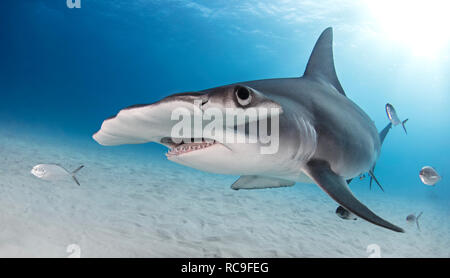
[366,0,450,59]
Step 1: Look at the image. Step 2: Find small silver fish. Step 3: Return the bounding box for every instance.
[406,212,423,231]
[385,103,408,134]
[419,166,441,186]
[336,206,357,220]
[31,164,84,185]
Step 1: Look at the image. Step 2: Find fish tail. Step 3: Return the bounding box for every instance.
[72,176,81,186]
[402,119,408,134]
[71,165,84,186]
[416,211,423,231]
[72,165,84,174]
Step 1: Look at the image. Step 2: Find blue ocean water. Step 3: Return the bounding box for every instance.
[0,1,449,257]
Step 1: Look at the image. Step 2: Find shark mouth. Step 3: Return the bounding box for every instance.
[161,137,218,157]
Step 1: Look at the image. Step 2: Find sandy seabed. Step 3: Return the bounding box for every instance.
[0,129,448,258]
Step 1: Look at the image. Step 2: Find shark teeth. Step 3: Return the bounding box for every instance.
[166,140,216,157]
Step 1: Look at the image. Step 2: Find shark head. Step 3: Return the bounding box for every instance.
[93,84,285,175]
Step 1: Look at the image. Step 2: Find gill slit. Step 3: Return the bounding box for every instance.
[293,115,317,163]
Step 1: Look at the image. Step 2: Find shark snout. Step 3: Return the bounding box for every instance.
[163,91,209,103]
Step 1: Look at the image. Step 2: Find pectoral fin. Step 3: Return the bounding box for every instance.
[304,160,404,233]
[231,176,295,190]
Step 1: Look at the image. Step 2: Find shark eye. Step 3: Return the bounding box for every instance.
[235,86,252,106]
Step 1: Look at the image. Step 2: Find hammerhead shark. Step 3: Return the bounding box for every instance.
[93,27,404,233]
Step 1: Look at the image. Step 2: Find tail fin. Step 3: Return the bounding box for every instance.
[72,165,84,174]
[402,119,408,134]
[379,123,392,145]
[416,211,423,231]
[369,170,384,192]
[71,165,84,186]
[368,123,392,191]
[72,176,81,186]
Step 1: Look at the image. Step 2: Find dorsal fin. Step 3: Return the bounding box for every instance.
[303,27,346,96]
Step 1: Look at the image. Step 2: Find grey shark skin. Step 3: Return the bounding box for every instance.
[93,27,404,233]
